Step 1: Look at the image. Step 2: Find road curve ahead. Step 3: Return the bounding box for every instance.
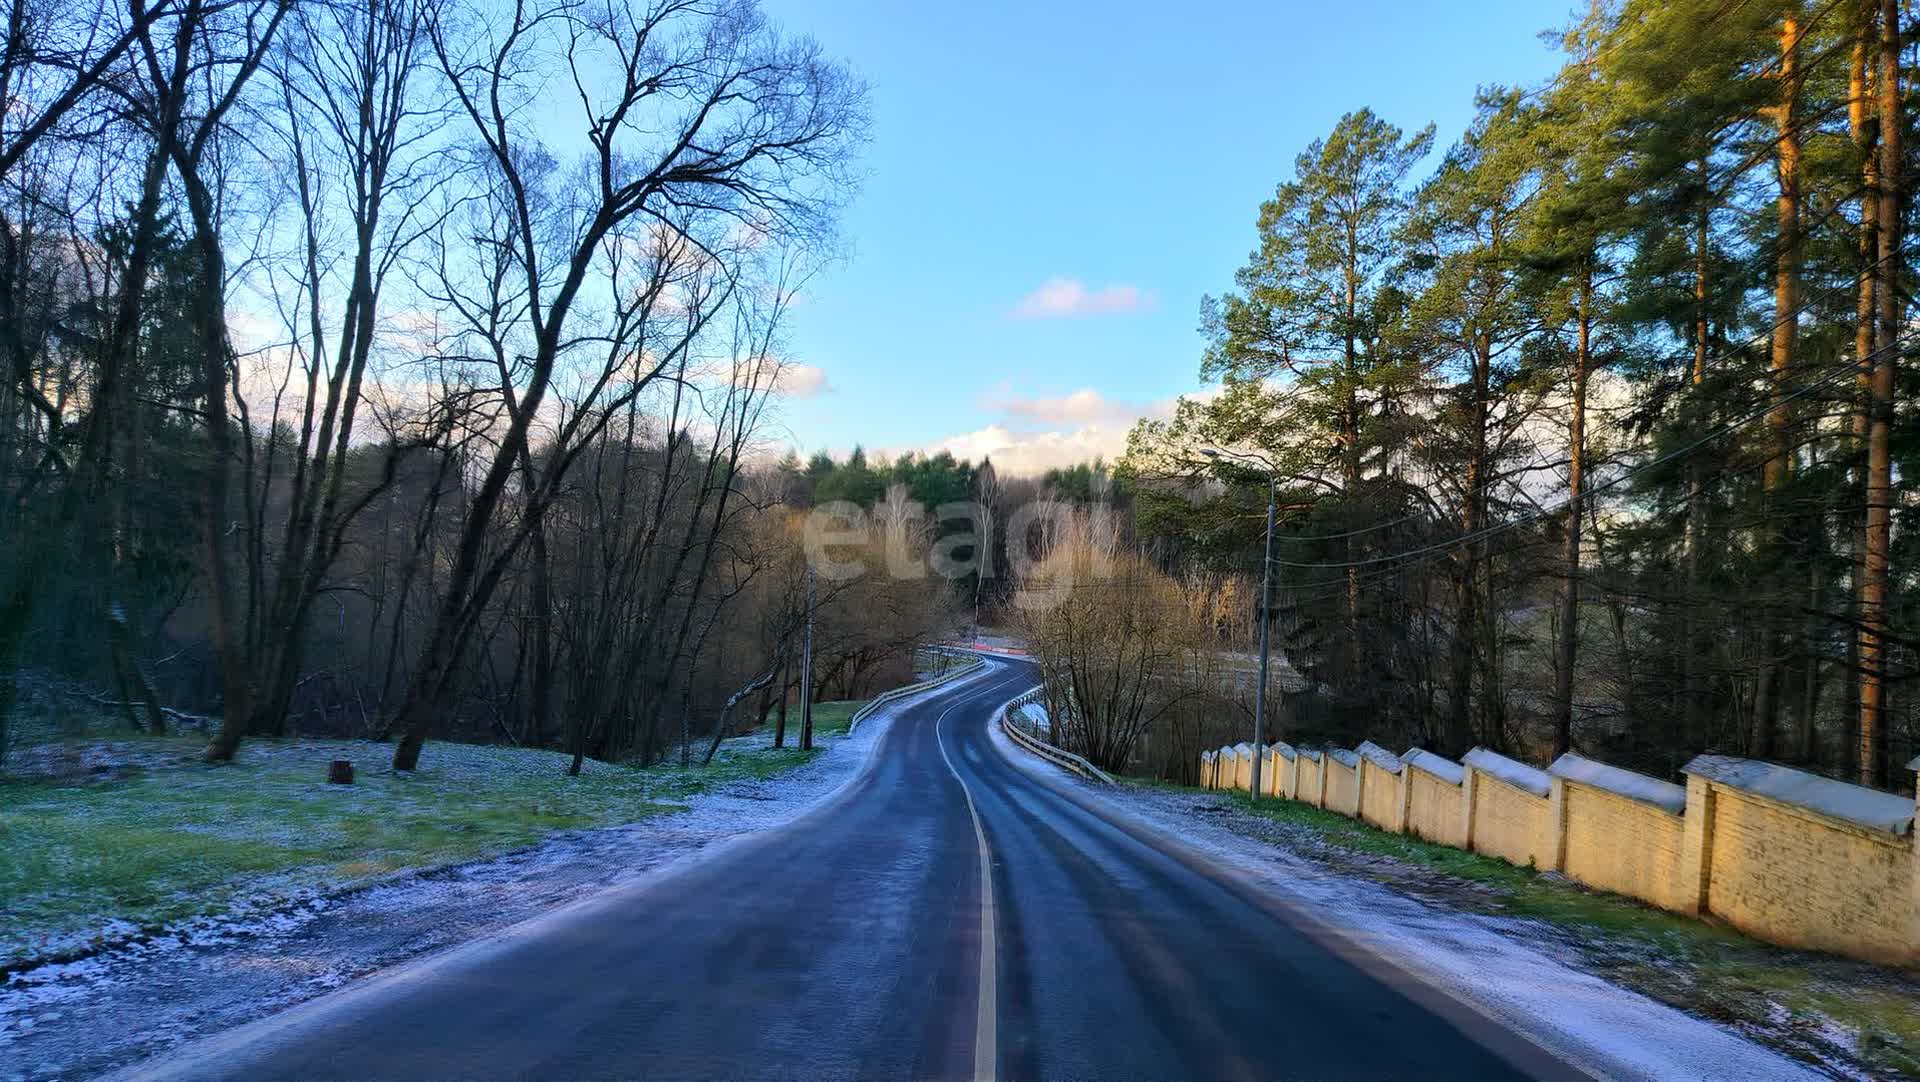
[128,658,1571,1081]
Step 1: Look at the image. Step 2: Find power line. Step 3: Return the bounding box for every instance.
[1261,236,1915,572]
[1265,412,1891,608]
[1268,347,1878,572]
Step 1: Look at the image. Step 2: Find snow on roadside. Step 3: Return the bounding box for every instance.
[0,678,971,1082]
[985,720,1826,1082]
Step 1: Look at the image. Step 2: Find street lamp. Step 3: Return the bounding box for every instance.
[1201,447,1277,802]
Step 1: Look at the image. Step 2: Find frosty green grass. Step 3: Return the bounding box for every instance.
[0,714,859,971]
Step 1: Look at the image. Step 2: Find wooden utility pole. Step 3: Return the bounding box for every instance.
[1553,261,1593,758]
[800,565,817,750]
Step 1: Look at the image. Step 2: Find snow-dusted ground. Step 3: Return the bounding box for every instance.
[0,681,962,1082]
[0,666,1863,1081]
[986,721,1833,1082]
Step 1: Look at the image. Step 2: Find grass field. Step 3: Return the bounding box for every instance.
[0,726,843,972]
[804,700,862,736]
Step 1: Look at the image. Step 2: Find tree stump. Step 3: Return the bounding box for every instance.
[328,759,355,785]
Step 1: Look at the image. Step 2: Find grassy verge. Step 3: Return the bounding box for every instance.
[0,734,820,971]
[1232,793,1741,940]
[1172,784,1920,1077]
[804,700,864,736]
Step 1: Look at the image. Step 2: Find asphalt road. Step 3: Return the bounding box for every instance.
[130,658,1573,1081]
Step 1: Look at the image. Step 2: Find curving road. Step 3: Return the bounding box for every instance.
[127,658,1573,1081]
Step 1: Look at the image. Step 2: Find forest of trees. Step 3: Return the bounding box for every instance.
[9,0,1918,797]
[1121,0,1917,788]
[0,0,965,773]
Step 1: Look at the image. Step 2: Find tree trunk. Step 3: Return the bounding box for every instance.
[185,199,256,763]
[704,659,781,766]
[104,602,166,734]
[1846,11,1876,778]
[1753,13,1803,760]
[772,665,789,749]
[1856,0,1899,787]
[1795,561,1823,763]
[1684,154,1712,749]
[528,517,555,747]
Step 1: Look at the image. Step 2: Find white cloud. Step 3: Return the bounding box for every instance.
[733,355,831,399]
[982,384,1209,431]
[1010,277,1156,319]
[929,423,1130,475]
[994,387,1119,426]
[777,363,831,399]
[898,386,1214,475]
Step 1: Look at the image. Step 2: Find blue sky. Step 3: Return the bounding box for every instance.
[757,0,1573,473]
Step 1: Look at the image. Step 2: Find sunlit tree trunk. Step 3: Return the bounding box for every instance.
[1856,0,1900,787]
[1752,12,1802,759]
[1842,0,1877,779]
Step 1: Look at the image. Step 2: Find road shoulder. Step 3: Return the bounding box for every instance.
[983,721,1838,1081]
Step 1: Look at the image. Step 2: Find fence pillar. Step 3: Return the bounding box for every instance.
[1315,757,1328,809]
[1460,765,1478,852]
[1547,776,1569,873]
[1911,758,1919,961]
[1678,773,1716,916]
[1395,765,1412,834]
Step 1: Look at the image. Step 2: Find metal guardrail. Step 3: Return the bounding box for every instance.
[1001,685,1046,735]
[997,689,1115,785]
[847,649,987,734]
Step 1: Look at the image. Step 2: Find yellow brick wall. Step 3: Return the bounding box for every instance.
[1325,759,1359,816]
[1406,770,1467,848]
[1199,744,1920,965]
[1359,760,1400,830]
[1471,775,1555,870]
[1296,757,1322,803]
[1561,781,1689,913]
[1704,785,1913,961]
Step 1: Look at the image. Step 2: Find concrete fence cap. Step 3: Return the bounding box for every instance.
[1462,747,1551,797]
[1401,747,1465,786]
[1685,754,1914,836]
[1909,753,1920,773]
[1298,747,1322,762]
[1325,747,1359,769]
[1274,741,1297,761]
[1233,742,1255,758]
[1549,752,1685,815]
[1357,741,1403,773]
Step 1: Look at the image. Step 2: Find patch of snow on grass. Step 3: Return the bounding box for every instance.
[0,668,985,1082]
